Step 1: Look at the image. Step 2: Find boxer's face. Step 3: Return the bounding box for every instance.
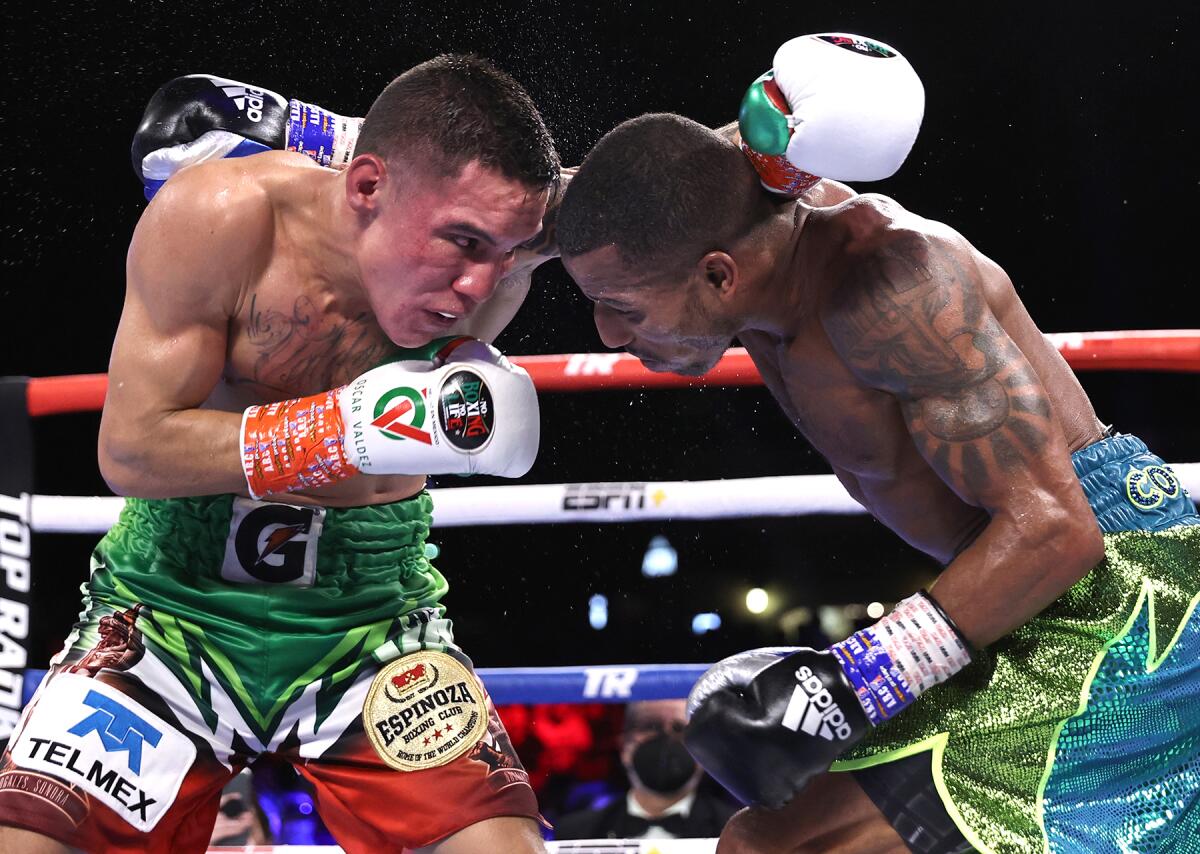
[564,245,737,376]
[352,157,547,347]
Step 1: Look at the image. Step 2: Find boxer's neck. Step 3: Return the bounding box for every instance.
[735,203,819,338]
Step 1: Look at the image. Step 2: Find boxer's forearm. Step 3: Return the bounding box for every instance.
[449,270,533,343]
[99,408,248,498]
[927,508,1103,647]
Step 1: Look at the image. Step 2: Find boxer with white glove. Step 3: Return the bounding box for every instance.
[241,336,539,498]
[684,591,972,808]
[738,33,925,195]
[133,74,361,199]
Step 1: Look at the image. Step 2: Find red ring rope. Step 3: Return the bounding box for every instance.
[22,330,1200,418]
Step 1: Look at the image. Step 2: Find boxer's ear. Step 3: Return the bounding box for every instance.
[699,251,739,299]
[345,153,387,213]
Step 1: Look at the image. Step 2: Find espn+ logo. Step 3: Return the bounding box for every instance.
[781,665,853,741]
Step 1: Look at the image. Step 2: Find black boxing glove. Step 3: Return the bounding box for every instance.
[131,74,361,199]
[685,592,972,808]
[684,647,869,808]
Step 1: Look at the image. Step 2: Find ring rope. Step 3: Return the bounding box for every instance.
[204,842,717,853]
[20,329,1200,417]
[23,662,708,709]
[24,465,1200,534]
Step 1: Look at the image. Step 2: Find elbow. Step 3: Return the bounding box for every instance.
[98,443,142,498]
[1041,508,1105,581]
[97,425,158,498]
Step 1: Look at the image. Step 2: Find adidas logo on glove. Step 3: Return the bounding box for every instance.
[781,665,854,741]
[212,80,266,121]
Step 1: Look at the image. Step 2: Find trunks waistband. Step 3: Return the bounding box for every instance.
[1070,433,1198,533]
[100,492,438,592]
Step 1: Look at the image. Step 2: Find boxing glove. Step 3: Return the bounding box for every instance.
[241,337,539,498]
[133,74,362,199]
[684,591,971,808]
[738,33,925,195]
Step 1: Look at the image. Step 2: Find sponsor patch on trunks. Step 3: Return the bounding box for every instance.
[362,652,487,772]
[7,674,195,831]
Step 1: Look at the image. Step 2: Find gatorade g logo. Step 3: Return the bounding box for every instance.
[781,665,853,741]
[438,370,494,451]
[817,35,896,58]
[222,500,323,586]
[1125,464,1181,511]
[372,387,431,444]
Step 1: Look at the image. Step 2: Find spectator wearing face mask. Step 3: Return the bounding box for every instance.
[209,769,270,846]
[554,699,737,840]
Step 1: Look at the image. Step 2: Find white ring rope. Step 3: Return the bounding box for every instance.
[26,464,1200,534]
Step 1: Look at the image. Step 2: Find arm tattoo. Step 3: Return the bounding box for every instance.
[825,234,1054,499]
[243,294,393,394]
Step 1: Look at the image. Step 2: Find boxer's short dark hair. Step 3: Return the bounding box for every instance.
[559,113,766,271]
[357,54,559,190]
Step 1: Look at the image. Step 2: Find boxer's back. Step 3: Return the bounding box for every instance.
[744,195,1104,562]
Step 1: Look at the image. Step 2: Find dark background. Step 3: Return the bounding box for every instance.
[4,0,1197,671]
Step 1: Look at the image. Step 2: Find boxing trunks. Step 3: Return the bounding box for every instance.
[0,492,541,852]
[841,433,1200,854]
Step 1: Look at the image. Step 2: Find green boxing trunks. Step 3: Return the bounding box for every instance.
[836,433,1200,853]
[0,492,541,852]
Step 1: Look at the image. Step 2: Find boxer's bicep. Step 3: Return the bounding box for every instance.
[100,172,265,492]
[823,234,1071,516]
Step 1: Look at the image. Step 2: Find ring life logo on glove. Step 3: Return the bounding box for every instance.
[438,370,494,452]
[816,34,896,58]
[371,386,432,444]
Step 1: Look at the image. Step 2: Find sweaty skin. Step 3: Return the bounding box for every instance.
[98,151,548,507]
[565,178,1107,853]
[51,151,553,854]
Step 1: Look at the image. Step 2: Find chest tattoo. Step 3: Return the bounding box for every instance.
[243,294,393,394]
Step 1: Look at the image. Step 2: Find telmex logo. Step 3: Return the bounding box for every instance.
[69,690,163,774]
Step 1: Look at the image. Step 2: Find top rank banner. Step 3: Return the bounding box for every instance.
[0,378,35,745]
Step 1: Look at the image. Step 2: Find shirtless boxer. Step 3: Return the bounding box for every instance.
[0,54,557,853]
[556,34,1200,854]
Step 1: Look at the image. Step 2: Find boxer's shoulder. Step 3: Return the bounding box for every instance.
[129,157,289,318]
[816,193,920,245]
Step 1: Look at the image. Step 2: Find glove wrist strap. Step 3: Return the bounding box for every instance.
[831,591,972,726]
[286,99,364,170]
[737,71,821,197]
[241,388,358,499]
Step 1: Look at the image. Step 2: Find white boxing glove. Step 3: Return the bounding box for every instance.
[341,337,539,477]
[240,337,539,498]
[738,33,924,195]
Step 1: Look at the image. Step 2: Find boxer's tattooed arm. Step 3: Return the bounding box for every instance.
[240,294,393,394]
[822,233,1055,503]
